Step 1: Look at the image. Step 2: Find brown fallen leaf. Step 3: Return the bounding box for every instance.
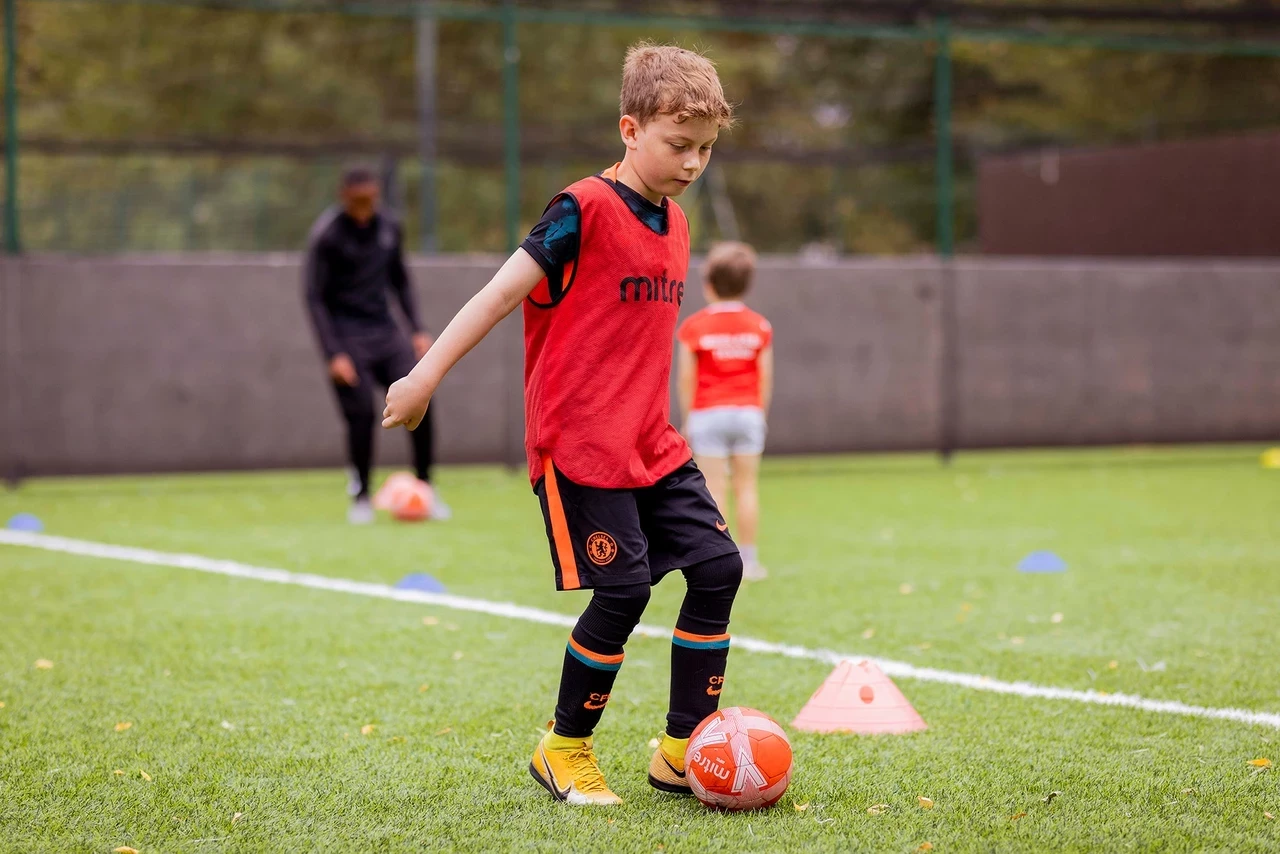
[1265,812,1274,821]
[1108,661,1119,670]
[35,659,54,670]
[917,844,934,852]
[1010,812,1027,822]
[899,584,915,595]
[232,812,244,824]
[1248,758,1272,768]
[115,722,133,732]
[1043,791,1062,804]
[422,616,439,626]
[113,770,125,777]
[361,724,375,736]
[436,727,453,735]
[0,701,6,708]
[918,796,934,809]
[867,803,890,815]
[112,848,139,854]
[418,684,430,693]
[794,803,810,812]
[139,770,152,782]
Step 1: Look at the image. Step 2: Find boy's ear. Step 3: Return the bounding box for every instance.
[619,115,641,151]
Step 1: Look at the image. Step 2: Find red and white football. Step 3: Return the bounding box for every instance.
[685,706,793,810]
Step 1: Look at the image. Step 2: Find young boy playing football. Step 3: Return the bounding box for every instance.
[677,242,773,580]
[382,43,740,806]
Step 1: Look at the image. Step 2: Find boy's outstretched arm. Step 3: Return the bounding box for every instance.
[382,248,545,430]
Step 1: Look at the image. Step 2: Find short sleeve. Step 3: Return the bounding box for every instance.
[677,313,700,348]
[758,316,773,349]
[521,193,580,278]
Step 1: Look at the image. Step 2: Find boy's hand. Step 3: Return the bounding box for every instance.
[382,377,433,431]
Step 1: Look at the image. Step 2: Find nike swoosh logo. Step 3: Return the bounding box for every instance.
[584,701,607,710]
[662,755,687,779]
[706,686,722,696]
[541,751,572,800]
[715,520,728,532]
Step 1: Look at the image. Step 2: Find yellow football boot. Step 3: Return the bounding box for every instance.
[647,732,692,794]
[528,728,622,806]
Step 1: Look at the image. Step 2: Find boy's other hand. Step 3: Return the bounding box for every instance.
[412,332,433,361]
[383,377,432,431]
[329,354,359,387]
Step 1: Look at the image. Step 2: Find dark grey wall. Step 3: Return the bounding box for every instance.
[1,255,1277,477]
[952,259,1280,447]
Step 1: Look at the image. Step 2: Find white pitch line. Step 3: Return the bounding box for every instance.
[3,529,1278,730]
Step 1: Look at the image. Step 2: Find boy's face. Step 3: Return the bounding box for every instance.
[621,112,720,199]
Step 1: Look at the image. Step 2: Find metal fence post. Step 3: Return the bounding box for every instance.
[501,0,520,253]
[933,13,954,259]
[414,1,439,253]
[934,14,959,462]
[3,0,19,254]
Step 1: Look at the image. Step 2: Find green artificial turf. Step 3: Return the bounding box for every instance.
[2,446,1277,851]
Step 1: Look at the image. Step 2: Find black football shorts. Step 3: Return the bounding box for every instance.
[534,455,739,591]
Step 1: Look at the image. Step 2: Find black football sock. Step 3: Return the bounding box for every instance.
[666,552,743,739]
[553,582,651,739]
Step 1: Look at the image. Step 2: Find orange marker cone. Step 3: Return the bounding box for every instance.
[791,659,927,734]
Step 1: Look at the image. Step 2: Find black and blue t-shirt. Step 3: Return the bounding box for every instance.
[520,173,670,282]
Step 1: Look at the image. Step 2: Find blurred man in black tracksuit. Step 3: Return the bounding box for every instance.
[304,167,450,523]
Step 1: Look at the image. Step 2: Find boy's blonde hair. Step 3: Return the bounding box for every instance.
[704,241,757,299]
[621,43,735,129]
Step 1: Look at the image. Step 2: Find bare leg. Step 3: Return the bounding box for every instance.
[695,454,731,518]
[729,453,765,579]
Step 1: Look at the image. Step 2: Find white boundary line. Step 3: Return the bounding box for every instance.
[3,529,1278,730]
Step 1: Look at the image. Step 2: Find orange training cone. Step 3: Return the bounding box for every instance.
[791,659,927,734]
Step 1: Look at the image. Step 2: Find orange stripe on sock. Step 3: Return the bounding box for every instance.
[673,628,731,644]
[568,635,625,666]
[543,454,580,590]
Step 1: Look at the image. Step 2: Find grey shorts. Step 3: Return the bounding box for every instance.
[686,406,767,458]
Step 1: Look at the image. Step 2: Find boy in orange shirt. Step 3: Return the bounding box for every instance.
[677,242,773,580]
